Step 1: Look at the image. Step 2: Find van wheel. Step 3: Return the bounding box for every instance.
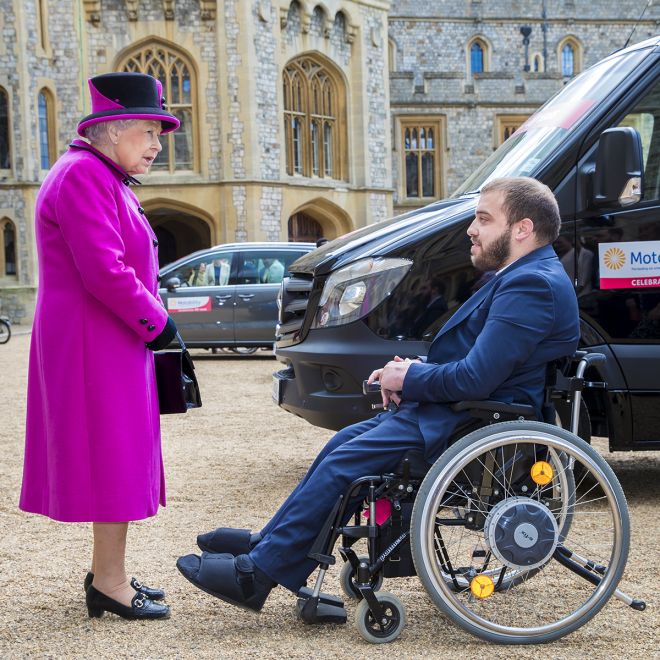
[231,347,258,355]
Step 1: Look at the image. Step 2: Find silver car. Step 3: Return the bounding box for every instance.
[159,242,315,351]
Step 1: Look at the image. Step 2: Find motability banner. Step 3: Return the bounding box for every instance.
[167,296,212,313]
[599,241,660,289]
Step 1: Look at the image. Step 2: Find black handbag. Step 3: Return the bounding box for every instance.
[154,333,202,414]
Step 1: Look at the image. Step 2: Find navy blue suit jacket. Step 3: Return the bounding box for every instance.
[401,244,580,461]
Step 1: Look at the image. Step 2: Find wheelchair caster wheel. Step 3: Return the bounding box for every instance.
[339,556,383,600]
[355,591,406,644]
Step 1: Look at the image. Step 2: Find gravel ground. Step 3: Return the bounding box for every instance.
[0,333,658,659]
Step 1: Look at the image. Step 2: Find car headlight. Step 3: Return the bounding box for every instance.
[313,257,412,329]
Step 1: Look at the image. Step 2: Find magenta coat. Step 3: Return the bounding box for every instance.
[19,140,170,522]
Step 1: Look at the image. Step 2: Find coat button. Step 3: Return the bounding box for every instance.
[140,318,148,325]
[138,206,145,215]
[153,239,159,247]
[148,324,156,331]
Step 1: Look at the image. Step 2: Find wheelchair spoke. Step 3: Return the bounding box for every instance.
[473,455,513,498]
[505,442,520,495]
[563,534,615,564]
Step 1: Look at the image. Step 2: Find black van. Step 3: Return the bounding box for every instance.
[273,36,660,453]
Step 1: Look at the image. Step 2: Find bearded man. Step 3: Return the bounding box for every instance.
[177,176,581,613]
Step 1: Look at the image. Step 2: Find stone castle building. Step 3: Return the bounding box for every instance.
[1,0,658,321]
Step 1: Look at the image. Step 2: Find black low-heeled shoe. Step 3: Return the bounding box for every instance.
[84,572,165,601]
[86,585,170,620]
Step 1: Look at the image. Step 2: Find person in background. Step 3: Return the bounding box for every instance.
[261,258,285,284]
[19,72,180,621]
[188,261,209,287]
[206,257,231,286]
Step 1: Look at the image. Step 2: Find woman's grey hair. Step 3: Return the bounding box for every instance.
[83,119,139,145]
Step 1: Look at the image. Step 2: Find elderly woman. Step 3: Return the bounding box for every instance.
[19,73,180,620]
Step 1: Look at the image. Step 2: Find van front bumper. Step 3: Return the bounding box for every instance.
[272,365,382,430]
[273,324,429,430]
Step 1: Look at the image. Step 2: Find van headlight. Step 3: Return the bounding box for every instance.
[312,258,412,329]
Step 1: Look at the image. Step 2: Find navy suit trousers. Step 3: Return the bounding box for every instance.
[250,403,437,592]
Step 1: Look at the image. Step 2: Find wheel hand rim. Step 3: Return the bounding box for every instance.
[412,424,629,642]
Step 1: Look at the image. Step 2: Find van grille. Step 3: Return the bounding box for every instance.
[277,275,313,342]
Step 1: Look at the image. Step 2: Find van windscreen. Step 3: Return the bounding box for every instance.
[452,47,653,196]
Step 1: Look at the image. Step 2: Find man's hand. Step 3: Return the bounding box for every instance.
[367,356,420,407]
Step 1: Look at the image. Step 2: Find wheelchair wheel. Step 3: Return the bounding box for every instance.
[339,556,383,600]
[355,591,406,644]
[410,421,629,644]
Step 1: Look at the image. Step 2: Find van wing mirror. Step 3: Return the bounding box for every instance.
[592,127,643,208]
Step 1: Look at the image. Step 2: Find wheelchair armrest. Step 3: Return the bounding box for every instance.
[451,400,537,421]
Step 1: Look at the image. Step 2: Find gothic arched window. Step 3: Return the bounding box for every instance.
[562,44,574,77]
[38,88,56,170]
[121,43,196,173]
[1,218,16,277]
[532,53,544,73]
[559,37,582,78]
[400,116,445,200]
[283,55,347,180]
[468,38,489,76]
[0,87,10,170]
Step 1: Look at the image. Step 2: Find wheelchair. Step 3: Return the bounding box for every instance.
[295,351,645,644]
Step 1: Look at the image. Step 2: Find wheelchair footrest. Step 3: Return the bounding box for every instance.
[296,588,347,624]
[297,586,345,608]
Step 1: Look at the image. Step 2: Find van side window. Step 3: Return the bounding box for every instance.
[617,79,660,201]
[166,252,234,288]
[236,251,307,285]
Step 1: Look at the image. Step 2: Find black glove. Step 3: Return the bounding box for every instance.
[146,316,178,351]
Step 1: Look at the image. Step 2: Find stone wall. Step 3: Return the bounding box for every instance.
[253,2,284,238]
[260,185,283,240]
[225,0,245,184]
[233,185,248,241]
[0,0,81,321]
[1,0,80,234]
[253,1,280,182]
[361,4,389,194]
[391,0,660,20]
[388,0,660,199]
[0,287,36,324]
